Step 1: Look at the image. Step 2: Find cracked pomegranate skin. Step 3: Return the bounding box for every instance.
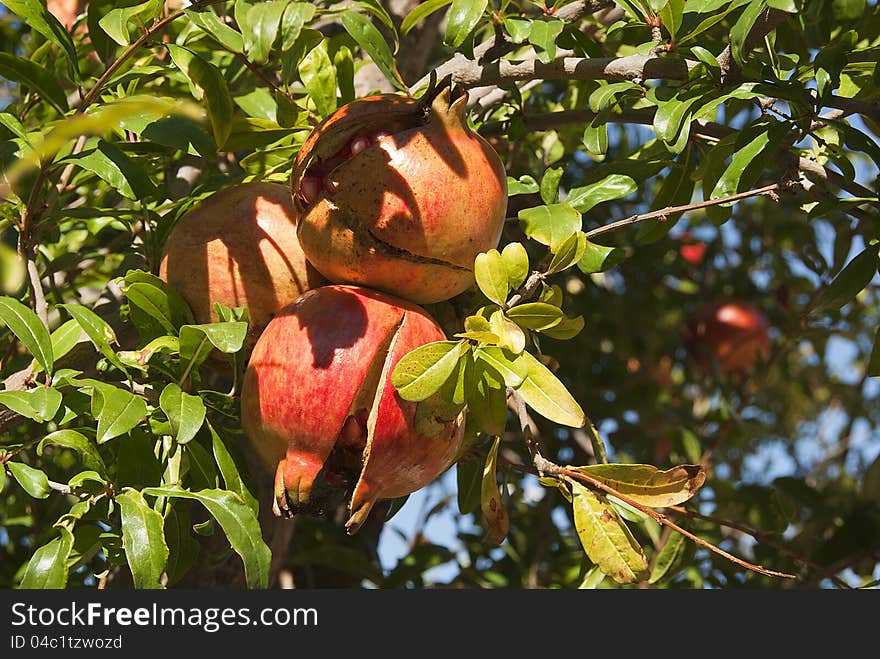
[291,85,508,305]
[159,182,324,344]
[687,300,771,375]
[240,284,465,532]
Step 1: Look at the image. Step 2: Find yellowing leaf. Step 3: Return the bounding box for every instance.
[572,463,707,508]
[481,437,509,545]
[571,481,649,584]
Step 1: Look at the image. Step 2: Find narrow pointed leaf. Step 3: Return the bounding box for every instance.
[0,296,53,375]
[117,489,169,590]
[143,486,271,589]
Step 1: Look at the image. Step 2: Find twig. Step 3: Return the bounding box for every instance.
[666,506,852,589]
[78,0,228,112]
[21,245,49,330]
[233,51,290,100]
[507,390,795,580]
[503,450,795,580]
[583,182,789,242]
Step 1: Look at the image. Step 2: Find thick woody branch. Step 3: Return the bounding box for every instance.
[717,8,792,83]
[409,0,613,94]
[449,54,695,89]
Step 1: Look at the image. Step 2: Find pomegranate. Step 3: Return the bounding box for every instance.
[686,300,771,375]
[290,74,508,304]
[241,284,465,533]
[159,182,324,345]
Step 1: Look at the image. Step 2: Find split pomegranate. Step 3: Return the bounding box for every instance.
[686,300,771,375]
[241,284,465,533]
[290,74,508,304]
[159,182,324,344]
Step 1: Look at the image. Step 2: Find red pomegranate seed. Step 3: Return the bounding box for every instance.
[299,176,322,204]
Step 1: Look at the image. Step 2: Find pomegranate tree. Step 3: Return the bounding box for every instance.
[290,75,508,304]
[159,182,324,344]
[241,285,465,533]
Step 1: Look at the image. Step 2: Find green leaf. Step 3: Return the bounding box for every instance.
[163,504,200,586]
[507,175,539,196]
[649,530,693,583]
[730,0,768,66]
[62,139,155,200]
[280,2,317,51]
[17,528,74,589]
[518,204,582,251]
[540,167,563,205]
[507,303,564,331]
[402,0,452,34]
[40,320,86,371]
[167,44,234,149]
[577,241,625,273]
[503,16,532,43]
[652,93,705,150]
[571,481,649,584]
[299,41,337,118]
[116,489,169,589]
[0,388,62,422]
[583,114,608,157]
[573,464,707,507]
[0,52,69,115]
[589,82,640,113]
[143,486,271,589]
[528,18,564,64]
[501,243,529,290]
[516,351,585,428]
[474,249,509,307]
[98,0,161,46]
[0,296,53,375]
[566,175,637,213]
[541,315,585,340]
[342,13,405,91]
[457,459,482,514]
[489,310,526,354]
[659,0,685,38]
[159,383,206,446]
[709,129,773,199]
[445,0,488,47]
[391,341,464,402]
[475,346,528,387]
[186,7,245,52]
[38,429,107,476]
[58,303,128,375]
[813,245,879,314]
[123,271,194,335]
[690,46,721,75]
[547,231,587,275]
[85,381,148,444]
[179,322,248,370]
[8,461,50,499]
[240,0,288,63]
[3,0,79,82]
[209,422,258,516]
[481,437,509,544]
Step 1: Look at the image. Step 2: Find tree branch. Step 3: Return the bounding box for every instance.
[666,505,853,589]
[583,182,791,241]
[409,0,614,94]
[716,8,792,83]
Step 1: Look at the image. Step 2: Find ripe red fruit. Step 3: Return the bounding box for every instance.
[686,300,771,375]
[241,285,465,533]
[159,182,324,344]
[290,75,508,304]
[680,242,707,265]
